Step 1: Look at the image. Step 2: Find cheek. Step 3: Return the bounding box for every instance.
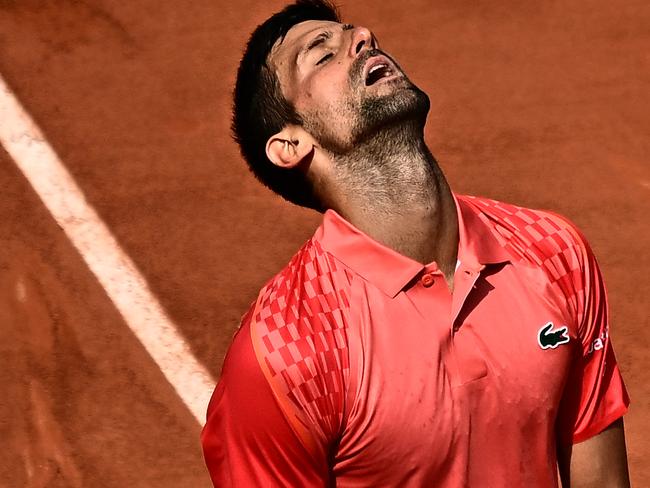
[302,64,351,101]
[293,67,361,143]
[301,87,334,107]
[299,81,355,122]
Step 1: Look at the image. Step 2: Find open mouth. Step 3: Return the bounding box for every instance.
[364,57,397,86]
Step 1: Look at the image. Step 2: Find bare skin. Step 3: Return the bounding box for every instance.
[266,20,459,287]
[264,18,630,485]
[558,418,630,487]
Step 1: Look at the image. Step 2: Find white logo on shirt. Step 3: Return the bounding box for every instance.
[586,328,609,356]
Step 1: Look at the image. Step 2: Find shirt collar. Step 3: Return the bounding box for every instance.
[314,193,511,298]
[455,194,512,269]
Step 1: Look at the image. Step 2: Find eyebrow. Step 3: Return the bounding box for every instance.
[306,30,332,52]
[296,23,355,65]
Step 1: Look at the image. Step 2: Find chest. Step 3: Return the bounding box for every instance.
[335,263,575,483]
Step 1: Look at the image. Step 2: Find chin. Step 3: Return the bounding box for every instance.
[355,83,430,139]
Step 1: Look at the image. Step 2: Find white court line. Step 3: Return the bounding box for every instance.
[0,74,215,424]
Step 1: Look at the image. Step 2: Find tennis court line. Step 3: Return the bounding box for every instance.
[0,74,215,424]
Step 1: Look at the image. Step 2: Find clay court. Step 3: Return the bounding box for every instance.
[0,0,648,486]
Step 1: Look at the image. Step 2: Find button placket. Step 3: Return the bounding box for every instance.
[450,265,484,333]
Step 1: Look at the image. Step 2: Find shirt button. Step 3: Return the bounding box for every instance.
[421,273,435,287]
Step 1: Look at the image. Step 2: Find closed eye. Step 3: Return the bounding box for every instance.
[316,52,334,65]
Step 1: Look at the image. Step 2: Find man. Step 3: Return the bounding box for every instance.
[201,1,631,486]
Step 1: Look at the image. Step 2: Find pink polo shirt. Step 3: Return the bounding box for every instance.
[201,194,629,487]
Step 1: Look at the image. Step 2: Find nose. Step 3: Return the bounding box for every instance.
[349,26,374,57]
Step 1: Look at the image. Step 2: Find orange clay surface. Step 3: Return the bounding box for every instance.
[0,1,648,486]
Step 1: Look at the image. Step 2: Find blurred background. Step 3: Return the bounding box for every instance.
[0,0,648,486]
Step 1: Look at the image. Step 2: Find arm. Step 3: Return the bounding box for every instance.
[201,310,330,487]
[549,213,631,487]
[558,417,630,488]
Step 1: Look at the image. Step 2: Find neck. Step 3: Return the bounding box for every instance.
[326,124,459,283]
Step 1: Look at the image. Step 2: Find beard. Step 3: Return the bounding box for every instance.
[303,49,430,156]
[297,51,439,211]
[352,82,430,146]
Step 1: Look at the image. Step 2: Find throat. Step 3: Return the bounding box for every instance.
[332,160,459,278]
[322,123,459,280]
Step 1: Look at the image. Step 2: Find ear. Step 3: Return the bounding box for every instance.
[266,125,314,169]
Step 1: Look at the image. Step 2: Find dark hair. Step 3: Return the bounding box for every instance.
[232,0,341,212]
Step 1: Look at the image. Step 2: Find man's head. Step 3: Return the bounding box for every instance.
[233,0,429,212]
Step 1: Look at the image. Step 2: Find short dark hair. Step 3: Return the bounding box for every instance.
[232,0,341,212]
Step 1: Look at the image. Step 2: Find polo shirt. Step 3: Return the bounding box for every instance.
[201,193,629,487]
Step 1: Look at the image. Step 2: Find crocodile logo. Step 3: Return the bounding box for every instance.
[537,322,570,349]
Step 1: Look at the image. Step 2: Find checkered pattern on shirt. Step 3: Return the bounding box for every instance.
[251,238,353,446]
[466,195,588,325]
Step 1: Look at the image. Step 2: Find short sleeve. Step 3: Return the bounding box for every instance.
[555,220,630,444]
[200,307,330,487]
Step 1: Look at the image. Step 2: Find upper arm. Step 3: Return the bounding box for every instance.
[200,309,329,487]
[202,245,352,487]
[557,417,630,488]
[550,214,630,485]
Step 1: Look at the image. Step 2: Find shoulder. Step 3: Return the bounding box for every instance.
[252,237,353,338]
[237,237,354,450]
[249,237,353,381]
[459,194,593,268]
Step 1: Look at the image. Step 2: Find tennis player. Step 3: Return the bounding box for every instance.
[202,1,631,486]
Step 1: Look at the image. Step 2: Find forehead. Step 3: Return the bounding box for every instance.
[269,19,341,67]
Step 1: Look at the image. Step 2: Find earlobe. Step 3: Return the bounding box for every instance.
[265,127,313,169]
